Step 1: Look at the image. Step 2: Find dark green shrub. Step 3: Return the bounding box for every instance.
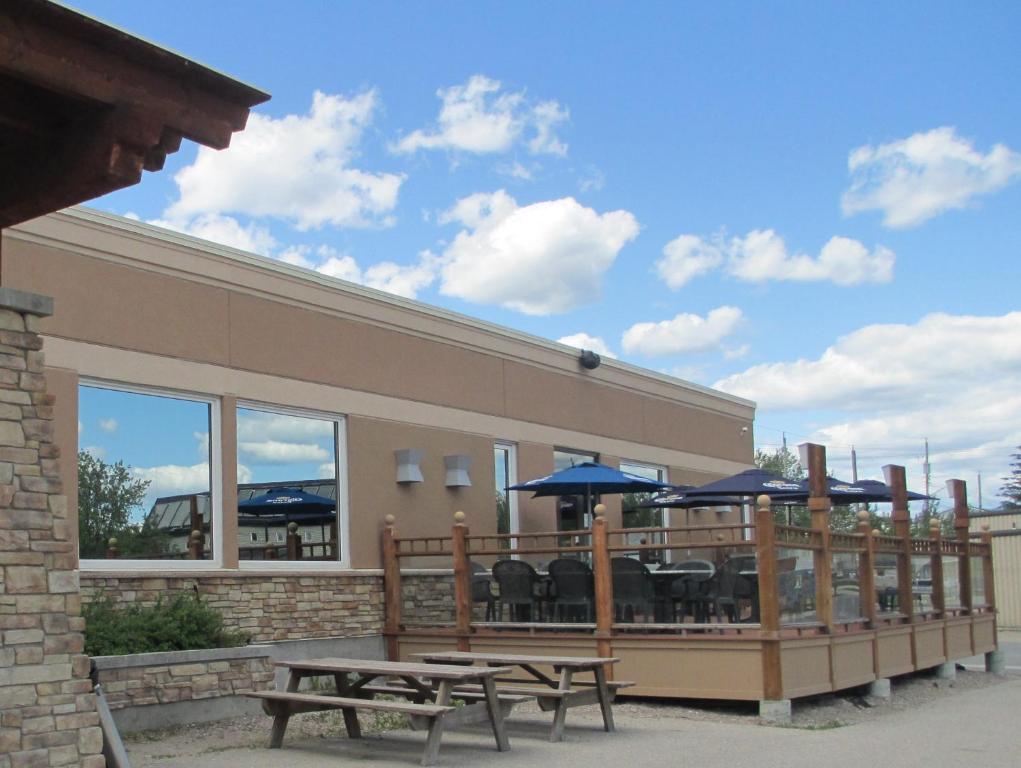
[83,593,249,656]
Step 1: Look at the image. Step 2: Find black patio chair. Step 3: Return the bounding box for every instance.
[470,561,496,621]
[611,557,654,622]
[707,557,756,623]
[667,560,715,622]
[492,559,541,621]
[548,558,594,622]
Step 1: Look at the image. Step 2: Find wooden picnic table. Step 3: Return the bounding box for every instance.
[415,651,630,742]
[247,657,513,766]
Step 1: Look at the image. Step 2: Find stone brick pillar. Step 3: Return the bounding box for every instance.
[0,288,104,768]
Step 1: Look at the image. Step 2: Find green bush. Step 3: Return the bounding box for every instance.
[83,593,249,656]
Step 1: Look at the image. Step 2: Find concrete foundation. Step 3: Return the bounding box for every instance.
[936,661,957,681]
[986,649,1006,676]
[759,699,792,725]
[868,678,892,699]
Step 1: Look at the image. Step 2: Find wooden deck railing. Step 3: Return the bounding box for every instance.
[381,454,996,669]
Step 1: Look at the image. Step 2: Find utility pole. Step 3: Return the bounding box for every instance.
[978,472,983,512]
[851,445,858,483]
[923,438,931,520]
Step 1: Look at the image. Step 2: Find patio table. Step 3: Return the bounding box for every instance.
[416,651,629,741]
[247,657,512,765]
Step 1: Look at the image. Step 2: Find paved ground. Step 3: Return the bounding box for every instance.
[130,673,1021,768]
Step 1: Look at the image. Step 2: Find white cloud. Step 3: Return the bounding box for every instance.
[557,333,617,359]
[842,127,1021,228]
[437,190,639,315]
[622,306,743,357]
[237,412,334,443]
[149,213,278,255]
[656,230,894,288]
[713,311,1021,411]
[727,230,894,285]
[318,462,337,479]
[131,463,210,496]
[238,440,330,464]
[714,312,1021,500]
[313,246,439,299]
[98,418,118,433]
[165,90,403,231]
[393,75,568,156]
[655,235,724,289]
[82,445,105,460]
[724,344,750,360]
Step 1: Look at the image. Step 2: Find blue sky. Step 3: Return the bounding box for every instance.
[68,1,1021,509]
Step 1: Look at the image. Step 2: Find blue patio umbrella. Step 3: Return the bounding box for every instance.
[238,487,337,518]
[780,477,933,504]
[685,468,805,497]
[507,462,671,525]
[638,487,747,509]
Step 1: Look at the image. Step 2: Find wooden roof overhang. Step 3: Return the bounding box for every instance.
[0,0,270,229]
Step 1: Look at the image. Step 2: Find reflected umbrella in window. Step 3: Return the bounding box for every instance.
[238,487,337,560]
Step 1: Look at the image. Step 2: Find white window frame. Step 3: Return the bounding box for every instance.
[619,459,670,559]
[236,399,350,571]
[495,441,519,546]
[78,378,224,572]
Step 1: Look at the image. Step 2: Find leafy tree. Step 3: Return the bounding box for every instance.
[1001,446,1021,510]
[754,446,805,481]
[496,492,510,535]
[78,451,151,558]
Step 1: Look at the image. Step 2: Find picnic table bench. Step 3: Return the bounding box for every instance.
[415,651,631,741]
[247,657,513,766]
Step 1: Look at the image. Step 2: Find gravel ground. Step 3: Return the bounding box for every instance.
[124,666,1017,764]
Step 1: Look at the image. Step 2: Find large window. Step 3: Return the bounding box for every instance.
[236,404,345,564]
[78,383,217,564]
[494,443,518,538]
[553,448,597,532]
[620,461,668,562]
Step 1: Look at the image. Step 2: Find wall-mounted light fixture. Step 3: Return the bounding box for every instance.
[579,349,601,370]
[444,454,472,487]
[395,449,424,483]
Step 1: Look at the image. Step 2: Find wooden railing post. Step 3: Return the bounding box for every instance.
[928,518,945,616]
[802,443,833,631]
[857,511,877,626]
[452,511,472,652]
[286,521,301,560]
[948,480,972,613]
[884,464,914,623]
[382,514,402,660]
[188,529,203,560]
[189,494,202,542]
[754,494,783,701]
[591,504,614,661]
[980,525,996,612]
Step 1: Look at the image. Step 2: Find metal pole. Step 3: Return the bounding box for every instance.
[851,445,858,483]
[923,438,931,520]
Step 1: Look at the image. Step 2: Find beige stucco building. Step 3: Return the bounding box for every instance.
[3,206,755,642]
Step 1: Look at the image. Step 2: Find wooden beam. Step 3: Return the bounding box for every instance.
[948,479,972,613]
[451,514,472,651]
[0,104,161,227]
[884,464,915,626]
[382,516,401,660]
[0,4,265,147]
[591,506,614,661]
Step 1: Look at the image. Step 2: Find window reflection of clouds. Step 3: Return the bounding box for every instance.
[78,385,212,515]
[236,408,337,485]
